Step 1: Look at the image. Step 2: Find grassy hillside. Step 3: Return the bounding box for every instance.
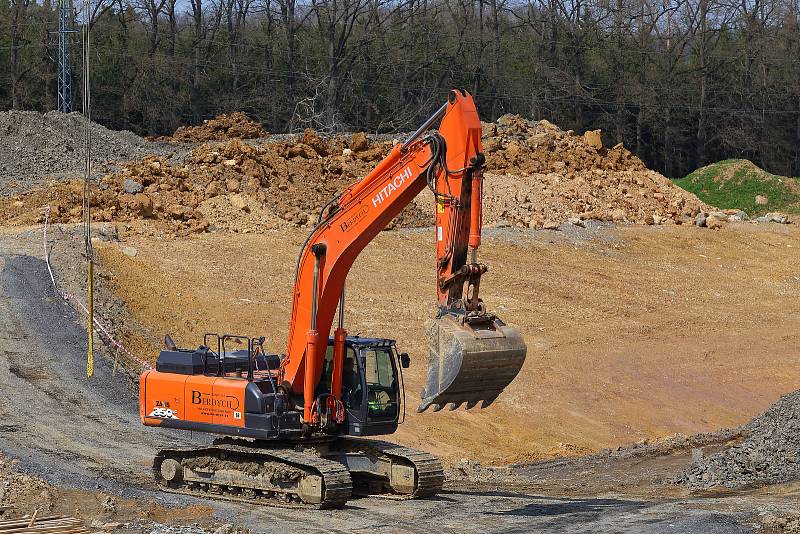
[675,159,800,216]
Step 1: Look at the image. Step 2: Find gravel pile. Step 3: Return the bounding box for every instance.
[683,390,800,490]
[0,111,174,195]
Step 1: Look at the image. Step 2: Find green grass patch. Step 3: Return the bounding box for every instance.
[673,159,800,217]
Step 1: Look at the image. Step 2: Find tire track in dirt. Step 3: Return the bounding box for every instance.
[0,244,204,497]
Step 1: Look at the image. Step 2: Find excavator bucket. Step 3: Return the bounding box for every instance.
[418,315,526,412]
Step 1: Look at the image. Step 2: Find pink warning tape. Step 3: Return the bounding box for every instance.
[41,206,152,371]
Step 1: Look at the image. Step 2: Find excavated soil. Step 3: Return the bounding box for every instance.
[0,131,424,235]
[151,112,268,143]
[0,115,708,236]
[480,115,709,228]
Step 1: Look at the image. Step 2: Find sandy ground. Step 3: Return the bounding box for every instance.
[89,222,800,465]
[0,224,799,532]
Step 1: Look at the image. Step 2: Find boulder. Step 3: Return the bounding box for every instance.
[123,179,143,194]
[583,129,603,150]
[706,212,727,230]
[350,132,369,152]
[694,213,707,227]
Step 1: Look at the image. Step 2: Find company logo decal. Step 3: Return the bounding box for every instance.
[191,391,240,411]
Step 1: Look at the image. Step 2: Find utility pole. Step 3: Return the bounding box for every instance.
[57,0,75,113]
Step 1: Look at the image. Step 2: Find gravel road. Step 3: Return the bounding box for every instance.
[0,227,797,533]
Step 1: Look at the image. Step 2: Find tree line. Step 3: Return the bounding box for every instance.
[2,0,800,178]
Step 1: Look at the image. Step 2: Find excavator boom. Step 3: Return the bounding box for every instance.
[279,89,526,422]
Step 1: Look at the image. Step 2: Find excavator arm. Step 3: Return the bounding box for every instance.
[279,90,526,425]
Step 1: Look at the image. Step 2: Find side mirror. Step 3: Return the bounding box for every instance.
[400,353,410,368]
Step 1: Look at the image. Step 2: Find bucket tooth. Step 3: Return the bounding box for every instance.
[431,403,444,412]
[447,402,462,411]
[480,396,498,409]
[465,400,478,409]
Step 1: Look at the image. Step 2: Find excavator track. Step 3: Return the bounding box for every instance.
[370,443,444,499]
[334,438,445,499]
[152,443,353,509]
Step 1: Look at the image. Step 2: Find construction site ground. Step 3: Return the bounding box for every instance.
[1,221,799,532]
[1,110,799,531]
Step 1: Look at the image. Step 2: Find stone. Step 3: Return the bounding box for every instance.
[205,181,224,198]
[225,178,241,192]
[229,194,250,213]
[122,179,143,194]
[706,213,726,230]
[240,159,264,180]
[287,143,317,159]
[131,193,153,217]
[121,246,137,258]
[756,212,790,224]
[727,210,748,222]
[223,159,237,167]
[583,129,603,149]
[610,208,626,222]
[302,129,330,156]
[189,220,210,233]
[350,132,369,152]
[755,194,768,205]
[694,213,707,227]
[542,220,560,230]
[168,205,191,220]
[342,148,353,158]
[567,217,584,227]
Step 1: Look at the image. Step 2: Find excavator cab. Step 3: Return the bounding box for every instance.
[322,337,406,437]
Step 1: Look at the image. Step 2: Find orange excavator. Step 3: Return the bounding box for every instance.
[139,90,526,508]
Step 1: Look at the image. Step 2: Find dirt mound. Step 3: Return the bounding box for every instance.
[480,115,708,227]
[0,114,709,233]
[0,133,425,235]
[676,159,800,217]
[157,112,268,143]
[683,390,800,490]
[0,111,170,195]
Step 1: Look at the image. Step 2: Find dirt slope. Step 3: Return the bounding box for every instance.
[93,222,800,465]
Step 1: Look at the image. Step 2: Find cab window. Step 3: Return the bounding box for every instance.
[362,348,398,419]
[321,345,361,409]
